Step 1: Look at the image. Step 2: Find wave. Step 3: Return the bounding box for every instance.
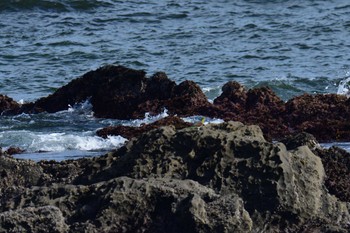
[0,130,127,153]
[337,76,350,97]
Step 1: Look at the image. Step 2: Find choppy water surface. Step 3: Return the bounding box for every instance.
[1,0,350,159]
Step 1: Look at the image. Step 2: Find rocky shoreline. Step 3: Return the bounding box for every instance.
[0,65,350,232]
[0,122,350,232]
[1,65,349,142]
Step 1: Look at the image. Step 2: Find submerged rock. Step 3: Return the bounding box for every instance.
[96,116,193,139]
[1,122,349,232]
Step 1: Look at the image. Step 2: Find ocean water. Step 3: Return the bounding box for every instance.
[1,0,350,159]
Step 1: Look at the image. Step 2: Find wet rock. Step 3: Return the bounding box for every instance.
[212,82,287,140]
[0,206,68,233]
[4,147,25,156]
[97,116,193,139]
[211,82,350,142]
[0,94,20,115]
[22,65,212,119]
[285,93,350,142]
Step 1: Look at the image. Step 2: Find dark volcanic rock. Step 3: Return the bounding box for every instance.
[97,116,194,139]
[0,94,20,115]
[3,147,24,155]
[314,146,350,203]
[22,65,211,119]
[0,122,350,232]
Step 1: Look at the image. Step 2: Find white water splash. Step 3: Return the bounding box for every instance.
[337,75,350,96]
[126,108,169,127]
[0,130,127,153]
[202,86,222,103]
[66,98,94,117]
[182,116,224,125]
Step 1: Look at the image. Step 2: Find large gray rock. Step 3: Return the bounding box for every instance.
[0,206,68,233]
[0,121,349,232]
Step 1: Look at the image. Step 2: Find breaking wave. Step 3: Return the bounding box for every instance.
[0,130,127,153]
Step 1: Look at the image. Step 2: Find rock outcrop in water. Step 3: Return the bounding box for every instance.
[20,65,211,119]
[0,64,350,142]
[96,115,194,139]
[0,94,20,115]
[209,81,287,140]
[1,122,350,232]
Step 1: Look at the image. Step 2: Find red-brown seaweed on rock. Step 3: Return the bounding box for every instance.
[0,64,349,142]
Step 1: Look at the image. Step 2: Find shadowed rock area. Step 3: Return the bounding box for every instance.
[19,65,212,119]
[0,122,350,232]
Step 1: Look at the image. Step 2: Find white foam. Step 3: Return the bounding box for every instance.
[321,142,350,152]
[65,99,94,117]
[182,116,224,125]
[337,75,350,96]
[0,130,127,153]
[127,108,169,127]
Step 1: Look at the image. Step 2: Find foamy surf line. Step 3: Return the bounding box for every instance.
[1,131,127,152]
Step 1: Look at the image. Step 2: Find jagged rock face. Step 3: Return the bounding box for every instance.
[0,177,252,233]
[0,206,68,233]
[0,122,349,232]
[73,122,350,232]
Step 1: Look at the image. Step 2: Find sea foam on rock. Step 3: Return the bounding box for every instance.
[0,121,349,232]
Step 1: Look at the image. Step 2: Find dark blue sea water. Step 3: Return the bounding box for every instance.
[1,0,350,159]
